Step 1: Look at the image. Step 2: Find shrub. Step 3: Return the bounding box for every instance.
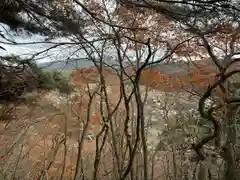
[36,70,74,94]
[0,55,74,95]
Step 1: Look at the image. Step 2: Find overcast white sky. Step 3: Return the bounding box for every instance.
[0,22,167,65]
[0,23,72,63]
[0,0,180,65]
[1,0,239,65]
[0,1,116,64]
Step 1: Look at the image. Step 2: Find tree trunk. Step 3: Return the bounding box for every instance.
[223,105,238,180]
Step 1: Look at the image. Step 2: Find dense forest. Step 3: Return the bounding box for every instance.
[0,0,240,180]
